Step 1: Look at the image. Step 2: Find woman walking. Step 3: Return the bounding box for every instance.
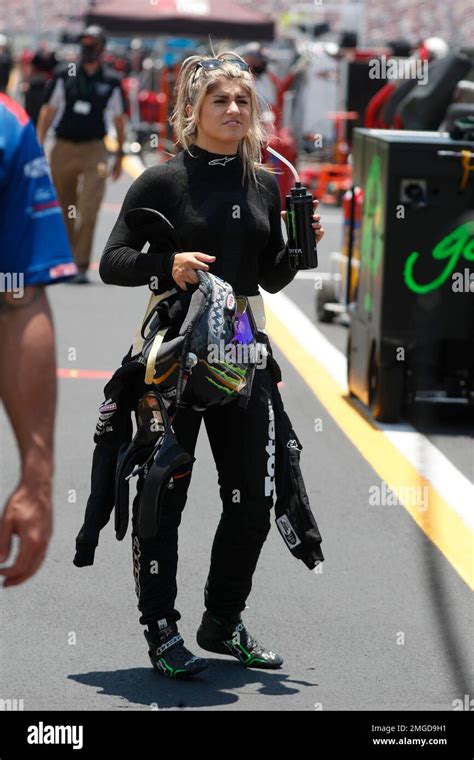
[100,49,325,679]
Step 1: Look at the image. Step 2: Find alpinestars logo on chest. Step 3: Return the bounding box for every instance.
[208,156,237,166]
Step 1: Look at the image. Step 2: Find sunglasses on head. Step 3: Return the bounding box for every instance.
[190,58,250,89]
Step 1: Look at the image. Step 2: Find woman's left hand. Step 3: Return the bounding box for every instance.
[281,198,325,244]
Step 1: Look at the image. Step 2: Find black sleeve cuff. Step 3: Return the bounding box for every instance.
[165,252,177,280]
[73,543,96,567]
[151,251,177,280]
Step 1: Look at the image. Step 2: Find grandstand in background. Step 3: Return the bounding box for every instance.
[0,0,470,48]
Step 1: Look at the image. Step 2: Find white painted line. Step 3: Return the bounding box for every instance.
[316,215,341,223]
[382,428,474,531]
[295,271,332,280]
[263,290,474,531]
[264,290,348,388]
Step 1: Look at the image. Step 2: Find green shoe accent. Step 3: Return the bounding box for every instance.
[224,640,269,667]
[159,658,186,677]
[146,626,208,678]
[197,611,284,668]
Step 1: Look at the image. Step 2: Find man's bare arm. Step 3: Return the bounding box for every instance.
[36,104,57,146]
[114,113,126,152]
[0,287,57,586]
[110,114,127,181]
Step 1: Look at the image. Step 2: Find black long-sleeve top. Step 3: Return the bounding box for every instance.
[99,143,297,296]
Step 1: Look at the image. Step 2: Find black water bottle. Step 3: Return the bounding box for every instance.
[285,182,318,271]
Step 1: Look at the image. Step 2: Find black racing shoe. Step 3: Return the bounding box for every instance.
[196,611,283,669]
[145,621,208,679]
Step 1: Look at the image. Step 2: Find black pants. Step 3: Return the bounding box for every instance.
[131,361,277,627]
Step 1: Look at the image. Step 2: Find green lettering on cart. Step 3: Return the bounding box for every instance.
[360,155,384,312]
[403,221,474,294]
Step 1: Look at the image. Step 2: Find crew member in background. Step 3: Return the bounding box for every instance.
[36,26,127,284]
[0,34,13,93]
[23,41,58,126]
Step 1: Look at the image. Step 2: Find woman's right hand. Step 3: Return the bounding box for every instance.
[171,252,216,290]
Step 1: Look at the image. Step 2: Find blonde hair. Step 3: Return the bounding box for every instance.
[170,43,274,188]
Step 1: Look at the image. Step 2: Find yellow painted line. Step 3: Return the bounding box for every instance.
[265,305,474,590]
[123,155,143,179]
[104,134,118,153]
[104,136,143,180]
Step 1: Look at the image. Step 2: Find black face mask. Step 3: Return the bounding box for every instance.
[251,63,267,76]
[80,43,101,64]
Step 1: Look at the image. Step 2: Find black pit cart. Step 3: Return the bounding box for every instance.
[347,128,474,422]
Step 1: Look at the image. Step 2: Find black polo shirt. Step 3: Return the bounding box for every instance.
[44,63,126,142]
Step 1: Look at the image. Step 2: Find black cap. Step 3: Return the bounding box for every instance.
[79,25,106,47]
